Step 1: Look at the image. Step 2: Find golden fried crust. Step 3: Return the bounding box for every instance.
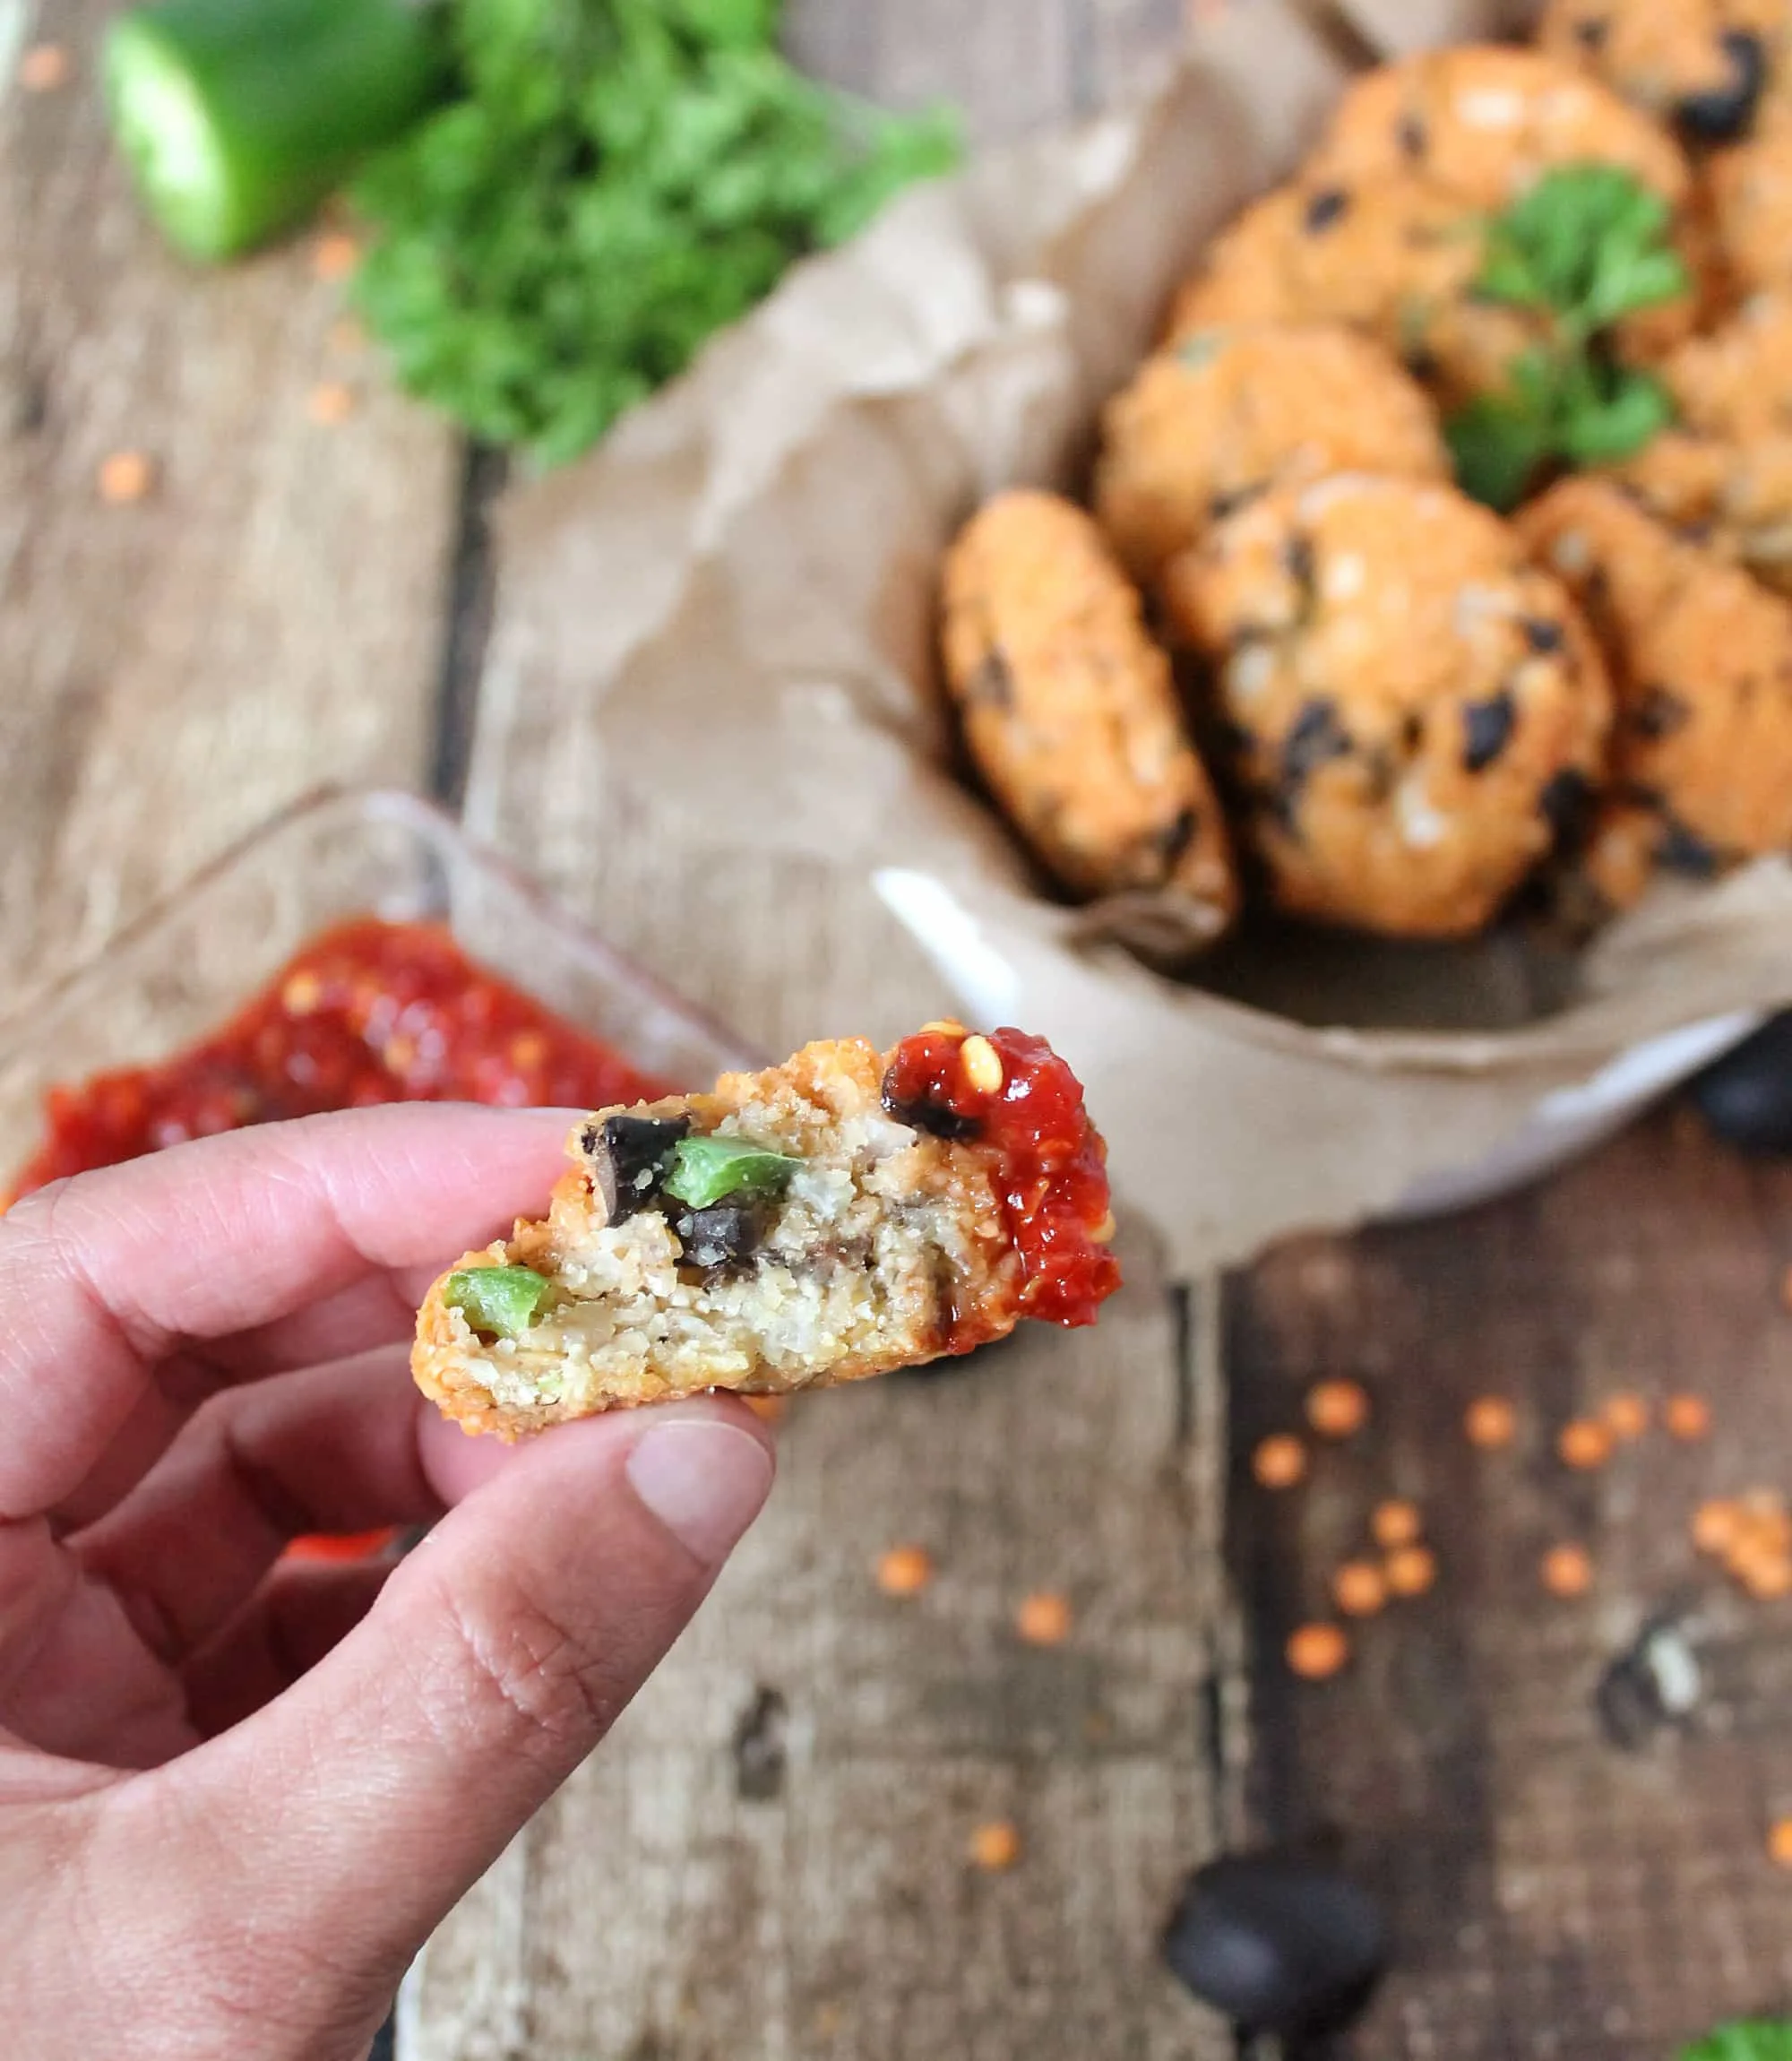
[940,489,1238,938]
[414,1039,1031,1439]
[1093,325,1450,589]
[1163,475,1613,938]
[1605,296,1792,588]
[1709,109,1792,296]
[1519,477,1792,869]
[1313,46,1695,208]
[1538,0,1788,141]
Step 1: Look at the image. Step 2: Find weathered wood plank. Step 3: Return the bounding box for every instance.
[0,6,460,1000]
[1227,1112,1792,2060]
[411,5,1228,2054]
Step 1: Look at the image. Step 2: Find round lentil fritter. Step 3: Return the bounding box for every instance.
[1310,45,1697,209]
[1093,323,1451,590]
[1708,109,1792,297]
[1160,475,1612,939]
[940,489,1238,939]
[1163,170,1542,410]
[1519,477,1792,891]
[1607,295,1792,588]
[1538,0,1787,145]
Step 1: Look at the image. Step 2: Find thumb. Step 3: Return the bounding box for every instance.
[130,1399,772,2017]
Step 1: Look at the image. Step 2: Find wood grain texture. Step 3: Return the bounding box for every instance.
[1227,1111,1792,2060]
[411,4,1231,2055]
[0,4,459,1002]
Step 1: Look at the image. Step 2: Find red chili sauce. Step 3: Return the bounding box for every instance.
[882,1024,1122,1336]
[8,918,675,1564]
[10,918,673,1198]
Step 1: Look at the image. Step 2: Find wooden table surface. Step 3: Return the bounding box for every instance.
[8,3,1792,2056]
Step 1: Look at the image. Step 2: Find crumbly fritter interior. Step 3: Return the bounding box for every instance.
[414,1039,1017,1437]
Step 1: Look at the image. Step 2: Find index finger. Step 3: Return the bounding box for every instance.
[0,1104,577,1521]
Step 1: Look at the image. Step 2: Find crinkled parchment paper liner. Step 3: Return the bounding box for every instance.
[489,0,1792,1273]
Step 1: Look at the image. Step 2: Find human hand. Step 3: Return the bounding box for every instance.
[0,1106,775,2060]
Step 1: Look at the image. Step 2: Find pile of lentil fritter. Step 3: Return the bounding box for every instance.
[938,0,1792,942]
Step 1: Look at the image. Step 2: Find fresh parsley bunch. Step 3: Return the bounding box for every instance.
[352,0,959,466]
[1446,165,1689,513]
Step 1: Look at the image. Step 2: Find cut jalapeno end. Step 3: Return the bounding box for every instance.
[444,1265,555,1342]
[662,1135,801,1211]
[102,0,444,262]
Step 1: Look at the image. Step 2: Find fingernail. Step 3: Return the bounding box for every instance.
[625,1419,773,1567]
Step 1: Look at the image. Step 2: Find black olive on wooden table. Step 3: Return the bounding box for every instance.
[1688,1013,1792,1157]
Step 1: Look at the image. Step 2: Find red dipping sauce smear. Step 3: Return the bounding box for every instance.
[882,1024,1122,1333]
[8,917,674,1198]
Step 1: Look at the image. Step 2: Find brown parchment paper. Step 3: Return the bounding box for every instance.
[488,0,1792,1274]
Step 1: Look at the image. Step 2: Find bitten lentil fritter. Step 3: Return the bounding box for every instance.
[941,489,1238,939]
[1093,323,1451,589]
[1162,475,1612,937]
[414,1026,1121,1436]
[1538,0,1786,145]
[1607,291,1792,589]
[1519,477,1792,898]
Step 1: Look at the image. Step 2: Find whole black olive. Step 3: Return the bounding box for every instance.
[1688,1013,1792,1156]
[1161,1851,1389,2036]
[1677,30,1767,143]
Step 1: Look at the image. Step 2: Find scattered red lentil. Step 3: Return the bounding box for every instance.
[1464,1396,1517,1450]
[311,230,360,281]
[19,42,70,91]
[1384,1545,1438,1599]
[1769,1818,1792,1869]
[1541,1544,1594,1598]
[1664,1393,1712,1442]
[1287,1623,1351,1680]
[1737,1551,1792,1601]
[97,450,156,504]
[1252,1434,1308,1490]
[1693,1499,1743,1556]
[1016,1591,1073,1647]
[1557,1419,1613,1471]
[1331,1562,1388,1619]
[1602,1393,1650,1441]
[875,1546,933,1598]
[1371,1500,1423,1550]
[969,1821,1021,1871]
[1306,1380,1370,1440]
[308,382,356,426]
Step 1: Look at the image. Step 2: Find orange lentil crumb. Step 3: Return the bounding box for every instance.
[875,1546,933,1598]
[1769,1818,1792,1869]
[1464,1396,1517,1450]
[1252,1435,1308,1490]
[1693,1500,1743,1556]
[1602,1393,1650,1441]
[1558,1419,1614,1471]
[1664,1393,1712,1442]
[97,450,155,504]
[1541,1543,1594,1598]
[1306,1380,1370,1440]
[1015,1591,1073,1646]
[1286,1623,1351,1680]
[19,42,70,91]
[1736,1552,1792,1601]
[311,231,360,282]
[1331,1562,1388,1618]
[1371,1500,1423,1549]
[969,1820,1021,1871]
[308,382,356,426]
[1384,1544,1438,1598]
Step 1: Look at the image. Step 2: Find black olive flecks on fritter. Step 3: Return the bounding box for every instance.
[1092,323,1449,589]
[580,1112,692,1220]
[1539,0,1787,146]
[415,1033,1117,1437]
[1160,475,1613,939]
[1520,476,1792,909]
[939,489,1239,942]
